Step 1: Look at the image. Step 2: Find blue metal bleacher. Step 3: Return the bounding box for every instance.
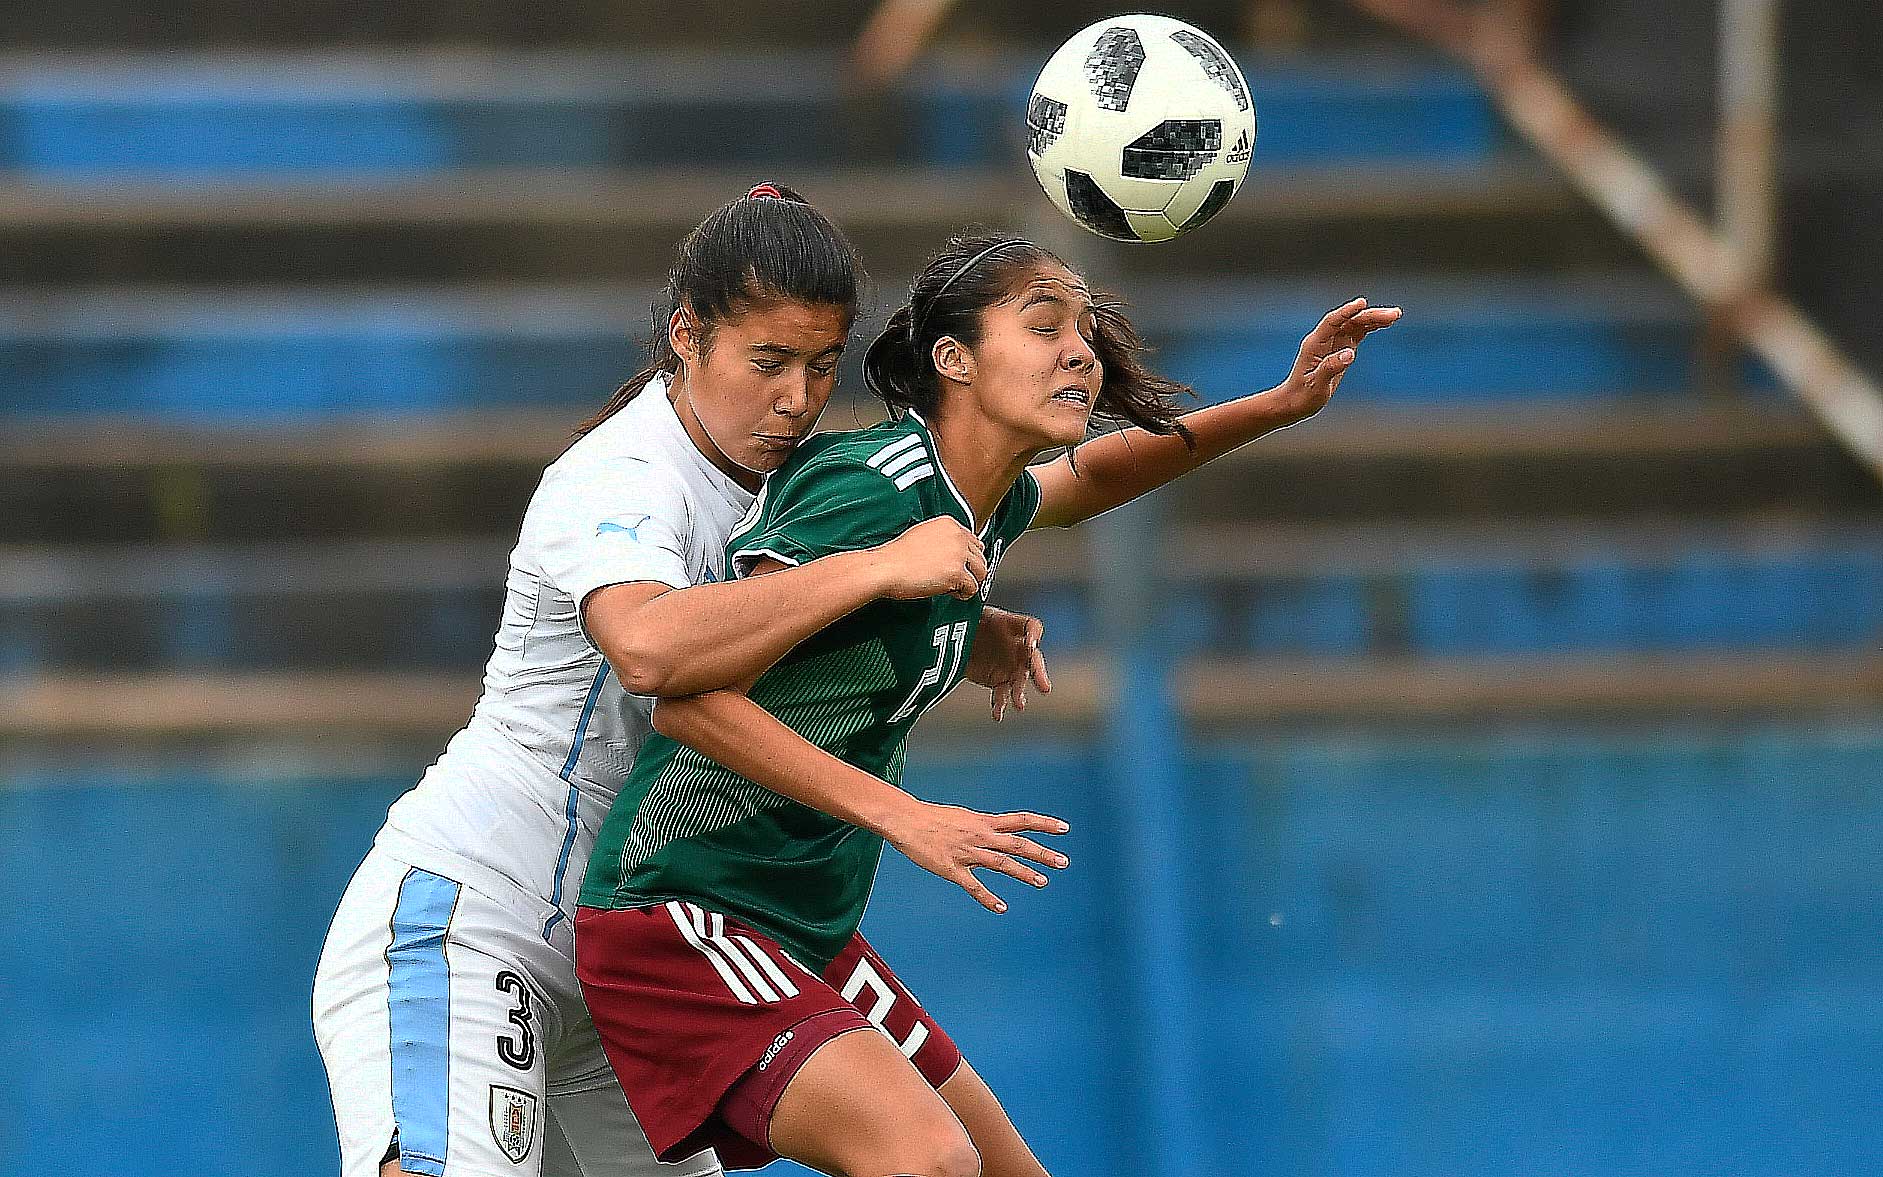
[0,52,1498,175]
[8,533,1880,671]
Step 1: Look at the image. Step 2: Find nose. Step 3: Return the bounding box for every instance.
[1063,336,1095,371]
[773,373,812,418]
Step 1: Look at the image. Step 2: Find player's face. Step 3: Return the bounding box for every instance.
[962,265,1101,450]
[674,298,850,488]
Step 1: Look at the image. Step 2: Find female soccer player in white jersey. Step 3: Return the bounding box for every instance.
[575,234,1399,1177]
[312,192,1061,1177]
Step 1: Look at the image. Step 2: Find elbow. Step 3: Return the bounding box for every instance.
[616,656,675,698]
[601,628,678,697]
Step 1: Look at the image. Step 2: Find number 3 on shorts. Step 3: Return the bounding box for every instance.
[494,970,537,1071]
[838,957,930,1059]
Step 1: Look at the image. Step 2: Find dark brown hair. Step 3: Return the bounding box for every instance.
[861,233,1193,444]
[576,183,863,435]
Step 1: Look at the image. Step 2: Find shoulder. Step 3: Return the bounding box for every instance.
[991,466,1043,540]
[527,427,693,540]
[771,424,938,506]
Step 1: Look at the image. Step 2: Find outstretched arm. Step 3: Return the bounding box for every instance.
[1030,297,1401,529]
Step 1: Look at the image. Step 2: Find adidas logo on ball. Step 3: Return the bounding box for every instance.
[1227,129,1251,164]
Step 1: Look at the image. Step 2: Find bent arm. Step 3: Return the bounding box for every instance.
[650,688,920,836]
[651,687,1069,913]
[583,549,893,698]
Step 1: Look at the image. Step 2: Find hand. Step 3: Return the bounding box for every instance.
[871,517,986,601]
[965,607,1052,721]
[881,801,1070,914]
[1270,297,1402,426]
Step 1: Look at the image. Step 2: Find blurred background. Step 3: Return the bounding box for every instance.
[2,1,1880,1175]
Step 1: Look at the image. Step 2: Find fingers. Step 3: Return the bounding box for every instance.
[995,833,1069,870]
[1332,306,1402,351]
[966,548,989,585]
[990,682,1009,723]
[950,537,987,600]
[990,811,1071,835]
[1314,347,1357,374]
[971,849,1049,889]
[953,869,1008,914]
[1315,297,1368,335]
[1314,300,1399,344]
[1026,642,1052,696]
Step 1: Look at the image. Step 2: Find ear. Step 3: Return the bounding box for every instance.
[669,306,699,367]
[931,335,975,387]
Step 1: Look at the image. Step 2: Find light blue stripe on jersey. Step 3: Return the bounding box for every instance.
[386,868,462,1177]
[543,662,610,939]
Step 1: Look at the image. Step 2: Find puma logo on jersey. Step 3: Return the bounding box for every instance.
[596,514,649,540]
[981,538,1006,600]
[865,435,934,490]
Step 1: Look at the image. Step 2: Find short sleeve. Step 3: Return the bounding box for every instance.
[1010,466,1044,534]
[729,457,919,577]
[528,456,694,606]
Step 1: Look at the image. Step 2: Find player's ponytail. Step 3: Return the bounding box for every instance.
[864,233,1193,444]
[577,183,863,436]
[859,303,924,414]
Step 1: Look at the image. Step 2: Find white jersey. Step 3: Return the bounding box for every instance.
[316,377,738,1177]
[376,376,756,941]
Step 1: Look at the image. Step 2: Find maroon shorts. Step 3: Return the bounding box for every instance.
[575,901,961,1170]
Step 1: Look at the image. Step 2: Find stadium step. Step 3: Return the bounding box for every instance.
[8,522,1880,671]
[0,162,1637,284]
[0,49,1497,176]
[0,273,1757,419]
[2,0,1395,51]
[3,404,1871,545]
[6,653,1880,745]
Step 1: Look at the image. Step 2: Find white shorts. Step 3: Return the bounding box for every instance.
[313,844,722,1177]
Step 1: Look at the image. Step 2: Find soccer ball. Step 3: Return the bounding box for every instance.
[1025,14,1257,243]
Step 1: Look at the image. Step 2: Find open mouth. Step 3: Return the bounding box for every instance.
[1050,386,1092,406]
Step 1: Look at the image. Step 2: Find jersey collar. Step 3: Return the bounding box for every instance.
[902,409,990,537]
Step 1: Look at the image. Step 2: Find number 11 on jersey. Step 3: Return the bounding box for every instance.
[889,621,970,723]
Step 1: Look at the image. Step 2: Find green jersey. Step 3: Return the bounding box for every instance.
[579,411,1041,968]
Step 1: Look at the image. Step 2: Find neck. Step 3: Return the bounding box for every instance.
[923,400,1040,530]
[669,370,763,492]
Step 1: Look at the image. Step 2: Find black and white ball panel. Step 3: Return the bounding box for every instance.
[1062,170,1139,242]
[1026,94,1068,157]
[1121,119,1223,181]
[1170,29,1251,112]
[1082,27,1146,113]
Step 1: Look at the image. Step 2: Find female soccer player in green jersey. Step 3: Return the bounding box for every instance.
[575,235,1399,1177]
